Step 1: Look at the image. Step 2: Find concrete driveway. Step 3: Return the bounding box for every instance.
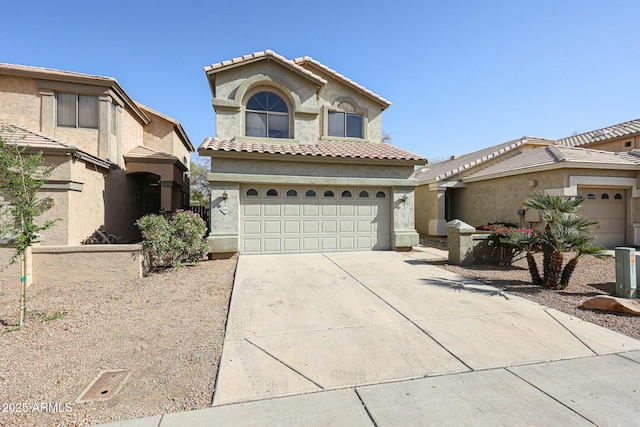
[100,250,640,426]
[213,251,640,408]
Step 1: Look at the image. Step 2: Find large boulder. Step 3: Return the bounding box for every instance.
[581,295,640,316]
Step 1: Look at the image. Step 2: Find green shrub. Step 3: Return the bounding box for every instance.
[478,223,535,265]
[136,210,208,269]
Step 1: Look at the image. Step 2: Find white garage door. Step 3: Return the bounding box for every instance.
[240,185,391,254]
[578,187,626,248]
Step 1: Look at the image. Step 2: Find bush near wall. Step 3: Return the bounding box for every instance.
[477,223,536,265]
[136,210,208,269]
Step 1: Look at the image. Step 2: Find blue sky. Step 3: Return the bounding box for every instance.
[2,1,640,162]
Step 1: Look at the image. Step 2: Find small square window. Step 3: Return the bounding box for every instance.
[625,141,632,147]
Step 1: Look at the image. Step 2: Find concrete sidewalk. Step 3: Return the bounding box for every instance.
[97,251,640,426]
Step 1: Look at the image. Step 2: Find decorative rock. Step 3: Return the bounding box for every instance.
[581,295,640,316]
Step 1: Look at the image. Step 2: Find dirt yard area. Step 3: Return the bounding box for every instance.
[0,256,237,427]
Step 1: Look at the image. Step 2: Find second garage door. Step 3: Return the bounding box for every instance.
[578,187,626,248]
[240,185,391,254]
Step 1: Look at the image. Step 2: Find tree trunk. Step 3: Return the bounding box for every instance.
[545,250,563,289]
[559,256,579,290]
[526,252,542,286]
[542,242,553,283]
[19,251,27,326]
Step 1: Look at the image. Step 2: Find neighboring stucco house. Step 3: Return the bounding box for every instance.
[198,50,425,256]
[415,118,640,248]
[0,64,193,245]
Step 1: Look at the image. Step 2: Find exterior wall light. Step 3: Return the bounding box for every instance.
[222,191,229,200]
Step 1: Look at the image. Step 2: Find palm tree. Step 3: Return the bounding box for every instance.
[521,193,605,289]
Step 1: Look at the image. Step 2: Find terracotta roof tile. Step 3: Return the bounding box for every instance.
[464,145,640,180]
[125,145,180,162]
[204,50,327,85]
[415,137,554,182]
[559,118,640,147]
[198,137,425,162]
[294,56,391,108]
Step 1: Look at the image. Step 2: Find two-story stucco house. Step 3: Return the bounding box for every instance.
[198,50,426,256]
[0,64,193,245]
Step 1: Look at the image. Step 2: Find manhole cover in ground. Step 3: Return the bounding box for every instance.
[76,370,130,403]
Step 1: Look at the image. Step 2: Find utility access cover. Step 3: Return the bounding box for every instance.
[76,370,130,403]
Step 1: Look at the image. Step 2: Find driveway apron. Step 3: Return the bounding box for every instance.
[213,251,640,406]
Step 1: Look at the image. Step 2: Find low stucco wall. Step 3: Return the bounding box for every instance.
[0,245,33,288]
[31,244,144,283]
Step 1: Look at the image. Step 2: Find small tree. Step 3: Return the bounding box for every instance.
[189,158,211,206]
[522,193,607,290]
[0,126,59,326]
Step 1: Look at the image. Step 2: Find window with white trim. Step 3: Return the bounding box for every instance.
[245,91,289,138]
[57,93,99,129]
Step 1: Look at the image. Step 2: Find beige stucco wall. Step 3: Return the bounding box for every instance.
[584,135,640,152]
[0,76,41,129]
[67,160,107,245]
[452,168,639,229]
[120,108,145,163]
[414,184,439,235]
[211,59,385,145]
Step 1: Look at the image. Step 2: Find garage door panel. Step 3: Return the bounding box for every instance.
[241,185,391,254]
[322,237,338,250]
[303,220,319,233]
[340,236,355,250]
[244,221,261,235]
[283,238,300,252]
[244,204,261,216]
[264,220,282,234]
[243,239,261,253]
[283,220,300,234]
[283,204,300,216]
[263,238,282,252]
[357,220,371,233]
[322,205,337,216]
[303,237,319,251]
[340,220,354,233]
[322,220,337,233]
[303,204,319,216]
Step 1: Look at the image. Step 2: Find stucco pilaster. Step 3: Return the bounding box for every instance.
[429,189,447,236]
[207,183,240,254]
[160,181,173,211]
[98,95,111,160]
[39,89,55,134]
[392,187,419,250]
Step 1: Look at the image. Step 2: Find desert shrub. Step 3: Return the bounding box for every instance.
[136,210,208,269]
[478,223,535,265]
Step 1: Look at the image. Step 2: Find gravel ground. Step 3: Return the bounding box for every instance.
[421,238,640,340]
[0,256,237,427]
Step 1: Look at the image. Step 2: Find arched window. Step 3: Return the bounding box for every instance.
[615,193,623,200]
[323,190,335,197]
[359,191,369,198]
[286,189,298,197]
[601,193,609,200]
[266,189,278,197]
[587,193,596,200]
[246,188,258,197]
[376,191,386,199]
[305,189,316,197]
[245,91,289,138]
[341,190,352,198]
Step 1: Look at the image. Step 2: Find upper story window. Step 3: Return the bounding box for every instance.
[57,93,99,129]
[245,91,289,138]
[328,111,363,138]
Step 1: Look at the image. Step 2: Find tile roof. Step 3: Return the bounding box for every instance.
[558,118,640,147]
[293,56,392,108]
[125,146,181,162]
[204,50,327,85]
[415,137,554,182]
[463,145,640,180]
[0,124,111,168]
[198,137,426,163]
